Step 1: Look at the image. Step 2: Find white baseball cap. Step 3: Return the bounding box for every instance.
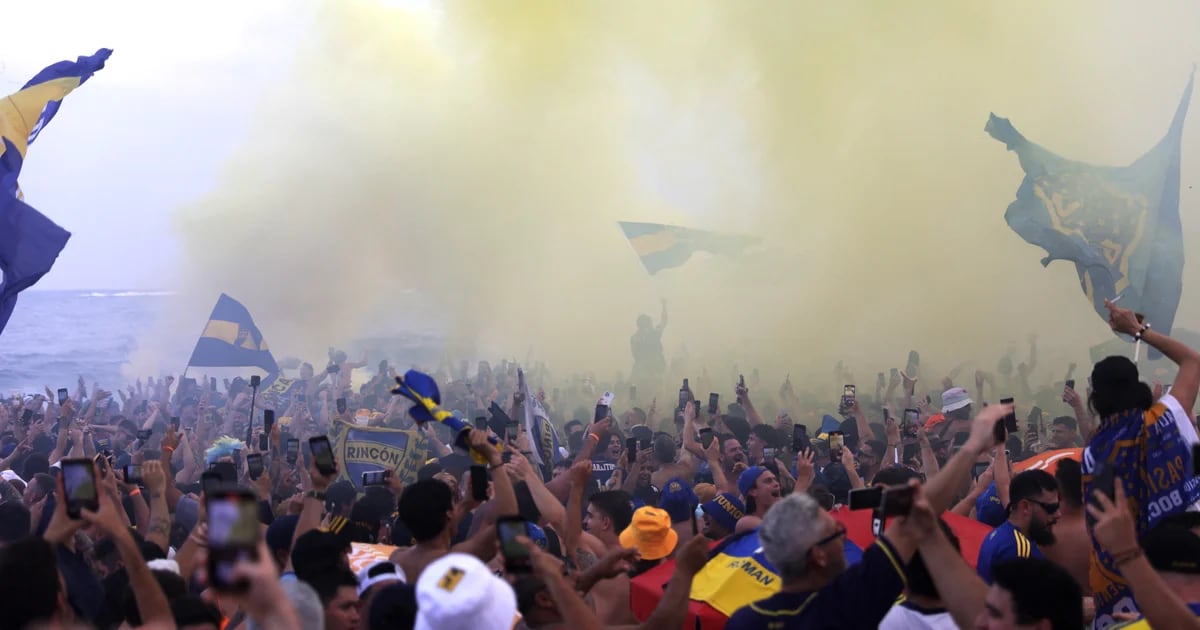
[415,553,517,630]
[356,560,406,598]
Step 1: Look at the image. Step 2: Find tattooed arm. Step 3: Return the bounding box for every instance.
[141,461,172,553]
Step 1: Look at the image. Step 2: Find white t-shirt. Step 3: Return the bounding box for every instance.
[879,601,958,630]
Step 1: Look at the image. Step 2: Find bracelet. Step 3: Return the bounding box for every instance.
[887,443,899,448]
[1134,323,1151,341]
[306,490,326,501]
[587,433,601,443]
[163,446,175,454]
[489,462,505,471]
[1112,548,1143,567]
[128,488,142,498]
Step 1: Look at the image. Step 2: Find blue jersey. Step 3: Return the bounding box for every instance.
[976,520,1043,584]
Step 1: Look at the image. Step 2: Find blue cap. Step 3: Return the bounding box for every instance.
[737,466,767,496]
[701,493,745,532]
[658,477,699,523]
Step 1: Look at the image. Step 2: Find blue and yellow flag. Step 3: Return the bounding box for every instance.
[987,70,1193,348]
[619,221,760,275]
[0,49,112,198]
[187,294,278,373]
[0,195,71,334]
[690,530,780,616]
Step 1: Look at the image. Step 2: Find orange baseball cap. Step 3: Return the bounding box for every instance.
[618,507,679,561]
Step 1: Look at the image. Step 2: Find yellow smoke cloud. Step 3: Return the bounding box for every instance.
[155,0,1200,398]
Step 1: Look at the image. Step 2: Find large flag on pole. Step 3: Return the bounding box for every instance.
[986,70,1193,354]
[187,294,279,373]
[619,221,761,275]
[0,49,110,335]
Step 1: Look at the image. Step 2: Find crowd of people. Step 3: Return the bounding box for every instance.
[2,298,1200,629]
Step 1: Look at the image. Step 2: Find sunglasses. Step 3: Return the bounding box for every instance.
[1028,499,1060,515]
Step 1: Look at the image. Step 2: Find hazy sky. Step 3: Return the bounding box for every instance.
[2,1,331,290]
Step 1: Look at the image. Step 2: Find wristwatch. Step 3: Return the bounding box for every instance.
[306,490,326,501]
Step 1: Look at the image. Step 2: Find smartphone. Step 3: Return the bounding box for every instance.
[997,397,1018,443]
[20,409,32,426]
[971,462,989,479]
[828,431,845,458]
[201,471,222,496]
[792,424,811,452]
[285,438,300,465]
[496,516,532,573]
[843,384,856,402]
[206,487,260,592]
[1065,379,1075,391]
[62,458,99,519]
[708,393,720,415]
[309,437,337,476]
[474,416,488,431]
[881,485,916,517]
[594,403,609,423]
[209,461,238,485]
[506,419,521,440]
[678,379,690,409]
[327,364,340,375]
[626,437,639,457]
[902,408,920,440]
[848,486,883,511]
[905,351,920,378]
[137,429,152,442]
[639,438,651,451]
[246,453,264,480]
[1194,444,1200,477]
[362,470,391,487]
[57,388,69,405]
[470,465,489,502]
[171,416,181,433]
[336,398,347,414]
[763,447,776,461]
[263,410,275,436]
[123,464,143,485]
[95,436,111,451]
[629,385,637,401]
[739,374,746,388]
[249,375,261,389]
[210,377,218,392]
[296,392,307,404]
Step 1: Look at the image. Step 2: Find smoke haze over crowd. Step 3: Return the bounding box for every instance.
[126,0,1200,386]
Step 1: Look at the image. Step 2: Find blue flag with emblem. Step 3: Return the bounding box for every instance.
[0,49,110,336]
[619,221,761,275]
[187,294,278,373]
[986,70,1193,353]
[328,420,429,490]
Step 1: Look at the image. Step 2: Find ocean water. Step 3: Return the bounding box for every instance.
[0,291,448,394]
[0,291,174,393]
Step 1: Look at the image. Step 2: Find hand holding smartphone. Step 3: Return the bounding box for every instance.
[206,487,259,592]
[309,437,337,476]
[62,458,99,519]
[496,516,532,573]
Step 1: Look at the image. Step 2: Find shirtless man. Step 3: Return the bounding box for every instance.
[734,466,782,533]
[565,459,638,626]
[388,429,516,582]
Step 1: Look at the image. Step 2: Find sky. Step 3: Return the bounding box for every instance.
[8,0,1200,382]
[1,1,321,290]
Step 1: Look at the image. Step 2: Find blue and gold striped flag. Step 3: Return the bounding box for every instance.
[187,294,278,373]
[0,49,112,198]
[618,221,761,275]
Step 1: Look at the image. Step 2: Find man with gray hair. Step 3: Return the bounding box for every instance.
[725,490,923,629]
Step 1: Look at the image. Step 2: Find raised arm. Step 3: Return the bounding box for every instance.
[1106,299,1200,413]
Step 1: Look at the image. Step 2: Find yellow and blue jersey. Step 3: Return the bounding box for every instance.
[976,521,1043,584]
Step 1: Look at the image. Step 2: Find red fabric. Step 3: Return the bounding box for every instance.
[629,508,995,625]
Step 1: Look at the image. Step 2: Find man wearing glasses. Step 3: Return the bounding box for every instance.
[975,469,1061,584]
[725,492,923,629]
